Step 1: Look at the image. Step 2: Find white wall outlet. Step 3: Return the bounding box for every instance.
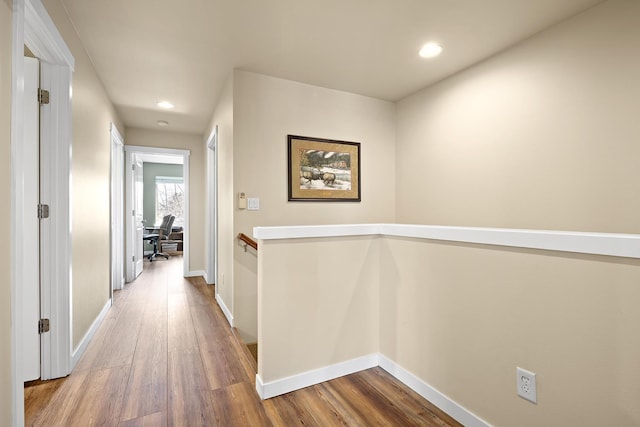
[517,367,537,403]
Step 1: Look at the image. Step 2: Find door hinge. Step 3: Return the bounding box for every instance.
[38,204,50,219]
[38,88,50,105]
[38,318,50,334]
[132,164,136,171]
[132,255,135,262]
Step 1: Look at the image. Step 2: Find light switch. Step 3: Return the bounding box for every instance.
[247,197,260,211]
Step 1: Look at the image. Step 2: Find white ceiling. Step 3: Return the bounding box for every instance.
[59,0,604,135]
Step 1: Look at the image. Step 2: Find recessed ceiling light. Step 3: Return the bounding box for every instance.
[157,120,169,126]
[156,100,174,109]
[419,42,443,59]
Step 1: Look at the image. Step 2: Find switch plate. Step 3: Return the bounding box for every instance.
[517,367,537,403]
[247,197,260,211]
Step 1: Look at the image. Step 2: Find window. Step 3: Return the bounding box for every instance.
[156,176,184,226]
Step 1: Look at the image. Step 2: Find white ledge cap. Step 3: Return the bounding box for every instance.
[253,223,640,259]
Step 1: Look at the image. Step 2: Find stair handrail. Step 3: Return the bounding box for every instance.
[237,233,258,252]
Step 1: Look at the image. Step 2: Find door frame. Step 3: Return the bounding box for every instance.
[11,0,74,424]
[206,126,218,286]
[124,145,191,279]
[110,124,125,294]
[124,152,144,282]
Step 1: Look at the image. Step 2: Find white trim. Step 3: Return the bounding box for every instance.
[255,352,490,426]
[254,223,380,241]
[253,223,640,259]
[12,1,74,424]
[11,2,26,424]
[39,60,73,380]
[216,294,234,327]
[378,355,492,427]
[124,145,190,157]
[206,126,218,286]
[256,354,379,400]
[124,145,191,277]
[24,0,73,69]
[70,299,111,369]
[110,123,125,295]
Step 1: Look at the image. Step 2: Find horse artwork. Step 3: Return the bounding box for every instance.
[288,135,361,202]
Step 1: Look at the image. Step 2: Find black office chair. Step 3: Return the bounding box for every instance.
[144,214,175,261]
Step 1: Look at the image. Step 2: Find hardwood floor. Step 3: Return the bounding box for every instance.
[25,256,461,426]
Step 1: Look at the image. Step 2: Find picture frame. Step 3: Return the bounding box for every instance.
[288,135,361,202]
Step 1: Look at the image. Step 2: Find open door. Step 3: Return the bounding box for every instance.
[125,153,144,281]
[22,56,41,381]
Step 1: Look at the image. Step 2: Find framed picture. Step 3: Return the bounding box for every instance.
[288,135,361,202]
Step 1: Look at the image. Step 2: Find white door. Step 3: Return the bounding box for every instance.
[23,56,41,381]
[125,154,144,281]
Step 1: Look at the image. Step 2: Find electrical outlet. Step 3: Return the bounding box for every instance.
[517,367,537,403]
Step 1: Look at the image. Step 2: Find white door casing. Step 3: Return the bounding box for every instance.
[110,124,125,293]
[134,158,144,276]
[12,0,75,425]
[206,126,218,286]
[22,55,40,382]
[125,145,191,277]
[125,152,144,282]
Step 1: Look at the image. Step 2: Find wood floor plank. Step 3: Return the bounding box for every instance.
[168,292,198,352]
[31,371,89,426]
[264,384,356,426]
[210,381,272,426]
[361,367,461,427]
[26,256,462,427]
[119,411,167,427]
[167,349,217,426]
[119,359,167,422]
[24,378,66,426]
[119,306,168,420]
[64,366,130,427]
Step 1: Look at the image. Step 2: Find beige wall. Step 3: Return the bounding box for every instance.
[205,75,234,312]
[124,127,205,273]
[380,237,640,426]
[386,0,640,425]
[396,0,640,234]
[0,0,12,423]
[42,0,124,349]
[259,233,640,425]
[259,237,380,383]
[232,70,396,342]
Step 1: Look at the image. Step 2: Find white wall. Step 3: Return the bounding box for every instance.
[231,70,396,342]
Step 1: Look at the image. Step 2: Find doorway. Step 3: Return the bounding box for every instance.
[124,146,191,281]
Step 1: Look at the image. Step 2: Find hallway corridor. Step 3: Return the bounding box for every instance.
[25,256,460,426]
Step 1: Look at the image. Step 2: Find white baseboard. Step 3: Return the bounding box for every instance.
[216,294,234,327]
[256,352,490,427]
[256,353,379,400]
[378,354,492,427]
[71,299,111,369]
[186,269,206,278]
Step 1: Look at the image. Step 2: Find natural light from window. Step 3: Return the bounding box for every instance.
[156,176,184,227]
